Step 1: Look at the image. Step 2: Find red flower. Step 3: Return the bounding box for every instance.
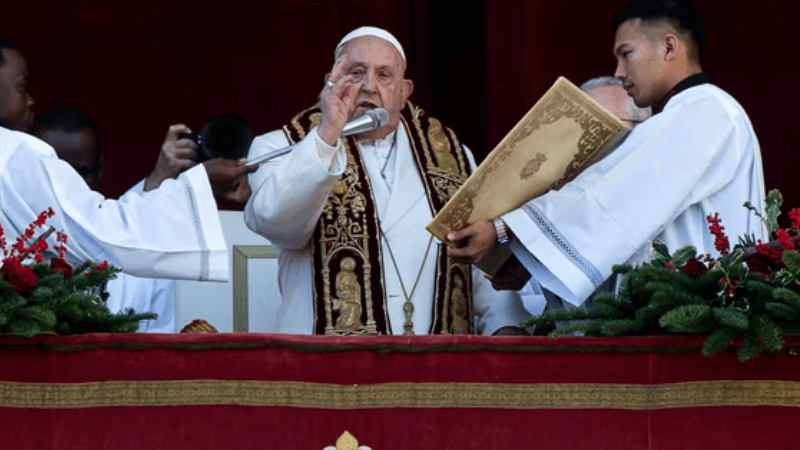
[790,208,800,229]
[776,229,796,251]
[755,243,782,261]
[50,258,73,279]
[681,257,708,278]
[706,213,730,255]
[745,254,772,275]
[0,258,38,292]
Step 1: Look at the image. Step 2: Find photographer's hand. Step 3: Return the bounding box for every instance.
[144,124,199,191]
[317,55,361,146]
[203,158,258,203]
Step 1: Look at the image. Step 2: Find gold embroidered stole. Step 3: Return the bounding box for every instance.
[283,103,473,335]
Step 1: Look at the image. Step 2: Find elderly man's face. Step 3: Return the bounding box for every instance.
[613,19,670,109]
[585,84,632,125]
[0,49,35,132]
[340,36,413,140]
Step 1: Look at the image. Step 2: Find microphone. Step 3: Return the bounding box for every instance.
[341,108,389,136]
[246,108,390,166]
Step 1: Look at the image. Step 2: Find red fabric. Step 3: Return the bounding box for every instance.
[3,1,800,212]
[1,334,799,449]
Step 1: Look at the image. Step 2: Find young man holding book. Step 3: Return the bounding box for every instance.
[448,0,767,313]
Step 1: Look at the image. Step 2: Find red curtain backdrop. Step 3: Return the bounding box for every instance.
[4,0,799,210]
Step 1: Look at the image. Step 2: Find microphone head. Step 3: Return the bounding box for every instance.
[340,108,391,137]
[368,108,390,128]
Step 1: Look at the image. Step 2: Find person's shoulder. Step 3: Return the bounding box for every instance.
[0,127,56,165]
[0,126,56,158]
[249,128,294,157]
[675,84,748,120]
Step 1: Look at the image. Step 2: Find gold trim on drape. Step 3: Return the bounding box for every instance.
[2,380,798,410]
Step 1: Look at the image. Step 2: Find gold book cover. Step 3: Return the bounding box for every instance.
[427,76,628,246]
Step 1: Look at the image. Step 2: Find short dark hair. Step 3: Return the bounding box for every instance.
[613,0,706,59]
[0,37,22,67]
[32,105,97,135]
[31,106,101,162]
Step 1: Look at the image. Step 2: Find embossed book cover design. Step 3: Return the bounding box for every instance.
[427,76,628,242]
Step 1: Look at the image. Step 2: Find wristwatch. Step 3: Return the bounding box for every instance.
[493,219,510,247]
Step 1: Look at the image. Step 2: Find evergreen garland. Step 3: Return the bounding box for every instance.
[0,209,155,337]
[523,190,800,361]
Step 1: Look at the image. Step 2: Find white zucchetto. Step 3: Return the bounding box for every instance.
[335,26,406,63]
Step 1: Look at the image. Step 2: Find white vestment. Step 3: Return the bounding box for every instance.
[106,273,175,333]
[245,125,531,335]
[0,126,228,281]
[102,181,176,333]
[503,83,767,313]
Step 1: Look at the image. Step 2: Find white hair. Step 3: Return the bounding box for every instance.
[581,76,651,123]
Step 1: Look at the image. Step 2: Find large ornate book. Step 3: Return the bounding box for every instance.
[426,77,629,274]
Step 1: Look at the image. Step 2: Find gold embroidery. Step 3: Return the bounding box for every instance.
[426,78,627,243]
[336,431,359,450]
[427,118,459,174]
[318,141,378,335]
[446,126,467,174]
[334,257,363,331]
[296,102,473,334]
[520,153,548,180]
[309,112,323,131]
[3,380,799,410]
[448,272,469,334]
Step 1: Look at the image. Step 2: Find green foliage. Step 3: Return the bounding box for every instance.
[711,306,749,330]
[0,261,156,337]
[701,326,741,356]
[747,189,783,235]
[782,251,800,279]
[659,304,712,329]
[528,223,800,361]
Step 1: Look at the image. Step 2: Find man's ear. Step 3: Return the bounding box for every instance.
[402,79,414,102]
[663,33,679,62]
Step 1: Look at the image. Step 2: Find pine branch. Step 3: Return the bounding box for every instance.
[737,333,763,362]
[753,314,783,351]
[782,251,800,278]
[701,326,741,357]
[599,318,645,336]
[764,302,800,321]
[548,319,606,337]
[711,306,749,330]
[658,304,712,329]
[773,288,800,310]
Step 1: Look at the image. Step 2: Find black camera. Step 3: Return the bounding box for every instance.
[181,113,253,161]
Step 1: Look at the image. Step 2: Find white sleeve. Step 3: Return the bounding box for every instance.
[244,127,346,250]
[0,130,228,281]
[503,92,748,303]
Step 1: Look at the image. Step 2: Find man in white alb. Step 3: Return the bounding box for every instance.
[448,0,767,313]
[0,37,255,282]
[244,27,530,335]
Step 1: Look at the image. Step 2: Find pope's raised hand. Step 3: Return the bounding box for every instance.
[317,55,361,146]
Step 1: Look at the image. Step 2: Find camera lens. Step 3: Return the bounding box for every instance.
[189,113,252,161]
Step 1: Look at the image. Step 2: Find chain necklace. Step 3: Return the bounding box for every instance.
[380,230,435,335]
